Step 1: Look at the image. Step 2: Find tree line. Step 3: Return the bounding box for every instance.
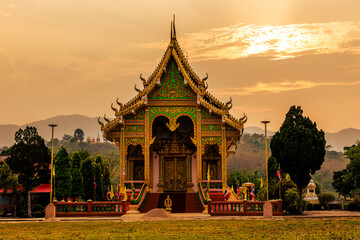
[54,146,111,202]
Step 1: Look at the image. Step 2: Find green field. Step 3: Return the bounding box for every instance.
[1,218,359,239]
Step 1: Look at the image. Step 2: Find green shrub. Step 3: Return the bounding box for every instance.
[305,202,313,211]
[346,202,357,211]
[352,195,360,211]
[32,204,44,212]
[318,193,335,209]
[33,211,43,218]
[17,210,26,218]
[313,204,322,210]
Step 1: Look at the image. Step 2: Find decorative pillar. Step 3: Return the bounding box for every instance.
[144,108,151,189]
[197,108,202,183]
[221,125,227,189]
[120,127,125,190]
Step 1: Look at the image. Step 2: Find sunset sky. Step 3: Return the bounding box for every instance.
[1,0,359,132]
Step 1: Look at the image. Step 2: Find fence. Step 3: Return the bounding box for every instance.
[54,200,127,217]
[208,200,282,216]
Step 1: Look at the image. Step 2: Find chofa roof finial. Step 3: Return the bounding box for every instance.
[171,15,176,39]
[173,14,176,39]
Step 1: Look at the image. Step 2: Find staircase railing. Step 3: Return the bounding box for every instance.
[137,190,150,212]
[131,183,148,205]
[197,182,208,205]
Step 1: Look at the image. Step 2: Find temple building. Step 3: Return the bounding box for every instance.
[98,18,247,212]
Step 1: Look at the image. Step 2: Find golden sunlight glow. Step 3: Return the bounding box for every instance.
[139,21,360,61]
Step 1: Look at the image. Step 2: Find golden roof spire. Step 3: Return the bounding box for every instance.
[173,15,176,39]
[171,15,176,39]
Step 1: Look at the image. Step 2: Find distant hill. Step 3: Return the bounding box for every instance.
[325,128,360,152]
[244,126,275,136]
[0,115,101,147]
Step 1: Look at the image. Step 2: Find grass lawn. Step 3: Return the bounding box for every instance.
[1,218,359,239]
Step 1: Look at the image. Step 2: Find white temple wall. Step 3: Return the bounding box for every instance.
[191,152,198,192]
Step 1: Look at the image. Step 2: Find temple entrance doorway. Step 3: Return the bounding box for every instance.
[152,115,196,193]
[164,157,187,192]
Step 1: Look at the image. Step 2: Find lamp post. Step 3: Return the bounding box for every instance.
[49,124,58,204]
[261,120,270,201]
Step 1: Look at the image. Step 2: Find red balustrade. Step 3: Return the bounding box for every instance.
[54,200,127,217]
[207,200,282,216]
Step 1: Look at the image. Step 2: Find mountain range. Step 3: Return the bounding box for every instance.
[1,114,359,152]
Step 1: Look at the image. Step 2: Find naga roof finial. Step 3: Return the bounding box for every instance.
[98,117,104,128]
[225,97,233,110]
[134,84,142,93]
[116,97,123,109]
[202,73,208,83]
[111,103,118,114]
[104,114,110,124]
[140,73,149,87]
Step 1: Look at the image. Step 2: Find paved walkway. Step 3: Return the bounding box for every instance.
[1,210,360,223]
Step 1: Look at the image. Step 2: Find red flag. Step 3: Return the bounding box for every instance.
[93,181,97,189]
[122,168,125,181]
[277,166,282,180]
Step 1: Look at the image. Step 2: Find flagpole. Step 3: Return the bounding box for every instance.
[48,124,57,204]
[261,121,270,202]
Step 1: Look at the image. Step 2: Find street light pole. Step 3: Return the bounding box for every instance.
[261,121,270,201]
[49,124,58,204]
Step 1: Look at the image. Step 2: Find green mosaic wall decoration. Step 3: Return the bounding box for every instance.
[201,136,222,146]
[201,124,221,131]
[149,59,196,100]
[125,125,145,132]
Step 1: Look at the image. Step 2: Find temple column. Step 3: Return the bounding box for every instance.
[144,108,151,189]
[221,125,227,189]
[120,127,125,191]
[196,108,202,184]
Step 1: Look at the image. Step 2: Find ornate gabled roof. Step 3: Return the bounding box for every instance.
[99,16,247,132]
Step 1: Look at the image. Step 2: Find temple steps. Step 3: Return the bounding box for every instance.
[185,193,203,213]
[138,193,160,213]
[138,192,203,213]
[210,192,225,201]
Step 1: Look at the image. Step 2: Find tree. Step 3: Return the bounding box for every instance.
[74,129,85,142]
[318,193,335,209]
[81,157,94,200]
[62,134,74,143]
[332,141,360,199]
[70,152,84,199]
[6,126,51,217]
[344,141,360,190]
[332,169,353,199]
[270,106,326,213]
[55,147,72,200]
[0,162,19,196]
[93,161,104,201]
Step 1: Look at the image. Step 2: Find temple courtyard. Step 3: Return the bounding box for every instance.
[1,211,360,239]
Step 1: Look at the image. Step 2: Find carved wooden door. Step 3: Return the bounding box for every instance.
[164,157,187,192]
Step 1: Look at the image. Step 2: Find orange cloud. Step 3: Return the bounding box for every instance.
[138,21,360,61]
[212,80,360,96]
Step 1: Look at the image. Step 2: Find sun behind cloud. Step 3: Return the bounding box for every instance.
[138,21,360,61]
